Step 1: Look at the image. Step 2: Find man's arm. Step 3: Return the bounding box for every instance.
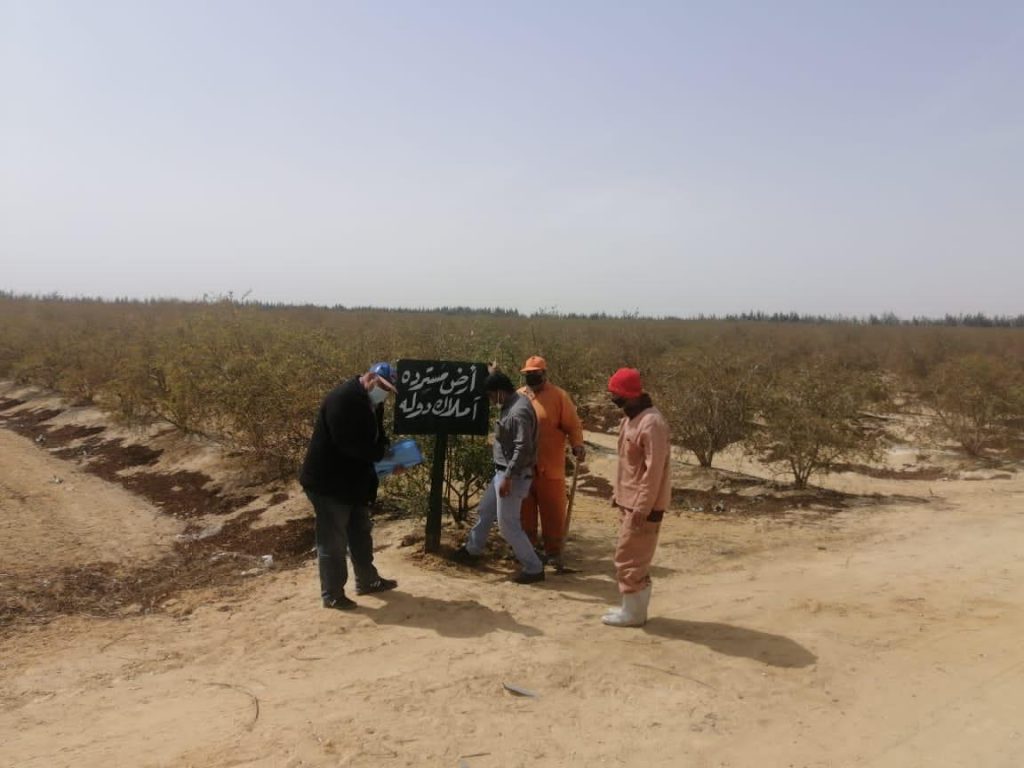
[326,390,387,463]
[498,404,536,497]
[559,389,586,460]
[504,405,535,476]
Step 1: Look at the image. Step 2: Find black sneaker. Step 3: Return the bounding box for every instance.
[511,570,545,585]
[451,545,481,565]
[356,577,398,596]
[322,594,357,610]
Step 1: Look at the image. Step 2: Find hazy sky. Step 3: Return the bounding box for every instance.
[2,1,1022,317]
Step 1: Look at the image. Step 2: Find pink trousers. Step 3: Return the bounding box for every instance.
[613,507,663,594]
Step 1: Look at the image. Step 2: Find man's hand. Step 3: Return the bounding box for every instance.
[572,444,586,463]
[629,508,648,530]
[498,475,512,498]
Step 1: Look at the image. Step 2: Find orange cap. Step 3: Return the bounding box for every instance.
[520,355,547,373]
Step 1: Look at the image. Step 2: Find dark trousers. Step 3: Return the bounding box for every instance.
[305,489,380,600]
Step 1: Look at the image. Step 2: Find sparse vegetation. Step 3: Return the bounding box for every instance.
[751,357,888,489]
[654,345,761,468]
[922,354,1024,456]
[1,293,1022,506]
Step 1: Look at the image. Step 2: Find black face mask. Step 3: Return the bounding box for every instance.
[524,372,545,387]
[611,395,627,409]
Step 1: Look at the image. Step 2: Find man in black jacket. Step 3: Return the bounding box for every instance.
[300,362,400,610]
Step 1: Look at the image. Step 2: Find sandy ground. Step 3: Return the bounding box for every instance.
[1,390,1023,767]
[0,428,183,578]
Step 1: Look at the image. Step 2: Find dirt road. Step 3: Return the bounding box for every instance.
[2,399,1023,767]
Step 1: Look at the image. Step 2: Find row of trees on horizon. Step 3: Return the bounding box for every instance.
[2,290,1021,328]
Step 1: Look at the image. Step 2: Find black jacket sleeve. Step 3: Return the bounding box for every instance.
[324,384,389,463]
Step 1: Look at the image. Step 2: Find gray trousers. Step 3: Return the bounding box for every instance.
[466,471,543,575]
[305,489,380,600]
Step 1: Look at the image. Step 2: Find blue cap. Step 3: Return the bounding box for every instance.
[370,361,397,382]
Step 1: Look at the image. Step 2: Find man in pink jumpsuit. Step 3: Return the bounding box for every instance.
[603,367,671,627]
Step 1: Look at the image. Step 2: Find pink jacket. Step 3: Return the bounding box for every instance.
[613,405,671,515]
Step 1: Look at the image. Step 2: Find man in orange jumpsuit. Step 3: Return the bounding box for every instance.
[518,356,586,568]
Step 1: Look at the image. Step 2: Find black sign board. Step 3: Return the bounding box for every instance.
[393,359,490,436]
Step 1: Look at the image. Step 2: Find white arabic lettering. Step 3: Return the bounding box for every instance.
[396,364,487,423]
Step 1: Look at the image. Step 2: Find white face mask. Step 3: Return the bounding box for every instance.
[368,386,390,406]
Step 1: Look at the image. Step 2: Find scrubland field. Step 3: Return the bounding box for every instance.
[1,294,1023,767]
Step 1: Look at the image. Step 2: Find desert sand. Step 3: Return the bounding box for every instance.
[1,383,1022,767]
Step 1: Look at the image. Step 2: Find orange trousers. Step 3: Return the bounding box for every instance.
[520,476,568,557]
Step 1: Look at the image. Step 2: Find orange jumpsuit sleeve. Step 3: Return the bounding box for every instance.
[558,388,584,449]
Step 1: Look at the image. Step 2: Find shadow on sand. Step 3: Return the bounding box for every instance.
[643,617,816,668]
[361,590,542,639]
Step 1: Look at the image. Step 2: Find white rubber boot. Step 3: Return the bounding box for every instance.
[601,585,651,627]
[602,602,624,623]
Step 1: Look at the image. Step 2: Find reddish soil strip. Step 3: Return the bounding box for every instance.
[671,486,927,519]
[0,409,310,633]
[576,468,614,499]
[204,510,313,561]
[832,462,948,480]
[672,488,848,518]
[1,515,314,627]
[44,424,107,442]
[1,407,64,438]
[52,437,163,478]
[45,434,255,519]
[574,462,913,519]
[125,470,257,518]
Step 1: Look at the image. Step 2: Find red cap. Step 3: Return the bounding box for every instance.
[520,355,547,373]
[607,368,643,399]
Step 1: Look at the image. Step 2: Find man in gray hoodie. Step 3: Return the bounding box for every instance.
[453,371,545,584]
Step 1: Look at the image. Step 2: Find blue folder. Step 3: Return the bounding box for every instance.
[375,438,424,478]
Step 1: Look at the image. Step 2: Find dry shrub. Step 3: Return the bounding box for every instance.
[752,357,888,489]
[654,347,761,468]
[923,354,1024,456]
[386,433,493,523]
